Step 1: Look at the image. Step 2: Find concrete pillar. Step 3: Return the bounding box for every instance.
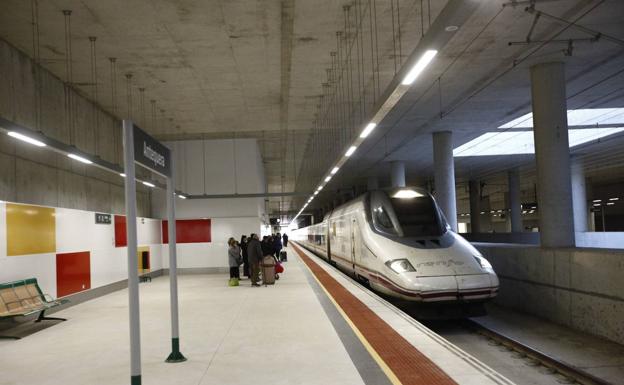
[571,160,588,233]
[508,168,522,232]
[530,61,575,247]
[433,131,457,232]
[390,161,406,188]
[367,176,379,191]
[469,180,481,233]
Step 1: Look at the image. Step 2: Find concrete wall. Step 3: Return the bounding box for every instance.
[152,138,267,269]
[476,243,624,345]
[0,38,150,217]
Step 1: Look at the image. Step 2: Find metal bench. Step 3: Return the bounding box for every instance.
[0,278,69,339]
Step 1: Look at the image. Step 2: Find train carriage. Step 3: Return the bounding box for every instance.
[293,188,499,303]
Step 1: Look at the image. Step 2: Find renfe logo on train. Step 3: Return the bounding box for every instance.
[132,124,171,177]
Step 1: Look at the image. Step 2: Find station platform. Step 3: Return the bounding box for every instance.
[0,245,512,385]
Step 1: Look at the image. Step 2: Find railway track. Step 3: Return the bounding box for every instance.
[463,319,614,385]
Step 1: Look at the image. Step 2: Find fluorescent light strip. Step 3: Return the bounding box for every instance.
[401,50,438,85]
[68,153,93,164]
[360,122,377,138]
[345,146,357,157]
[178,194,187,199]
[325,176,331,182]
[331,167,339,175]
[120,173,126,177]
[8,131,46,147]
[454,128,624,157]
[142,181,155,188]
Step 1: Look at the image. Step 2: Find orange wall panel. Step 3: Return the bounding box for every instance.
[6,203,56,256]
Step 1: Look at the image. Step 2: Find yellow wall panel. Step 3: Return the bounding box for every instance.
[137,246,150,273]
[6,203,56,256]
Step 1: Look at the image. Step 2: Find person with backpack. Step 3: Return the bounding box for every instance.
[227,237,242,286]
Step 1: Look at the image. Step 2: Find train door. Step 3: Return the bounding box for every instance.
[350,218,359,272]
[326,221,332,263]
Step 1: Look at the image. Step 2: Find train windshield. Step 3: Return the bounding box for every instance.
[370,190,447,238]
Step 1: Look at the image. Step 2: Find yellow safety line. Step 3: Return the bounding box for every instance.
[295,246,403,385]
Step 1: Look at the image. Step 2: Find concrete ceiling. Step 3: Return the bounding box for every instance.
[1,0,623,220]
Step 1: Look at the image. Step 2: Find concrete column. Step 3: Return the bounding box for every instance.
[367,176,379,191]
[530,61,575,247]
[508,168,522,233]
[390,161,406,188]
[433,131,457,232]
[571,160,588,233]
[469,180,481,233]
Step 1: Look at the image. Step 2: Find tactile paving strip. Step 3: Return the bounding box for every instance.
[293,244,458,385]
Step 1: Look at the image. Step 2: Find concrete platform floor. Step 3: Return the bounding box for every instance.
[0,249,366,385]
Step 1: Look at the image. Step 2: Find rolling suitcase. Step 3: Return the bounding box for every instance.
[280,250,287,262]
[262,256,276,285]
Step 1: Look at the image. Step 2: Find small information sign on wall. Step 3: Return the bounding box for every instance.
[95,213,112,225]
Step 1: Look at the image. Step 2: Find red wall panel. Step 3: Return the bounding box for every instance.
[114,215,127,247]
[162,219,211,244]
[56,251,91,298]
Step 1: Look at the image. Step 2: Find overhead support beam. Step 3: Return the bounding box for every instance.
[390,161,406,188]
[508,168,522,233]
[469,180,481,234]
[186,192,310,199]
[432,131,457,232]
[571,158,589,233]
[531,61,575,248]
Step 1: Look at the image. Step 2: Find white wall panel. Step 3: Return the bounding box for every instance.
[56,208,114,253]
[183,141,205,195]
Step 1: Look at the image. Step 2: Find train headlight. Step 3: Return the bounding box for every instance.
[474,255,493,270]
[385,259,416,274]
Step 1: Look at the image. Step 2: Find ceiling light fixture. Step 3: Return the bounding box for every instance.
[401,50,438,85]
[142,181,155,188]
[325,176,331,182]
[392,189,424,199]
[331,167,339,174]
[608,197,619,201]
[120,173,126,178]
[68,153,92,164]
[8,131,46,147]
[359,122,377,138]
[345,146,357,157]
[178,194,187,199]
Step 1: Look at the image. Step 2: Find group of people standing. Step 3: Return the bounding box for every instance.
[228,233,289,286]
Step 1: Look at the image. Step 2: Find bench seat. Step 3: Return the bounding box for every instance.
[0,278,69,339]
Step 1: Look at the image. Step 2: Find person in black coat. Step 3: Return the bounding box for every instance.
[240,235,249,278]
[282,233,288,247]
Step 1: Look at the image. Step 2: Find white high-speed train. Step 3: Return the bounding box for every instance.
[292,188,499,303]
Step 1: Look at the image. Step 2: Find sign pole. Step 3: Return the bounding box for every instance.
[123,120,142,385]
[165,153,186,362]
